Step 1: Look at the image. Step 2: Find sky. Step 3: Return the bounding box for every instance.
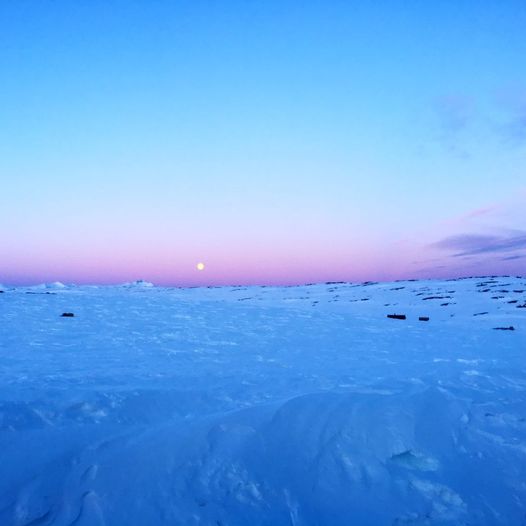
[1,0,525,286]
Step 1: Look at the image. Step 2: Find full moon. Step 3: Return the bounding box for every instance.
[196,262,205,271]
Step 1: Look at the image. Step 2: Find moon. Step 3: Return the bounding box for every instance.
[196,262,205,271]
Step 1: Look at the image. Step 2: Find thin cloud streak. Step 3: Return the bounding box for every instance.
[432,231,526,257]
[441,205,501,227]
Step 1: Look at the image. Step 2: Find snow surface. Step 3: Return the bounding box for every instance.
[1,276,525,525]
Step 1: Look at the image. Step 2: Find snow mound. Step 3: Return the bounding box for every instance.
[122,279,154,288]
[2,389,522,525]
[45,281,66,289]
[26,281,68,290]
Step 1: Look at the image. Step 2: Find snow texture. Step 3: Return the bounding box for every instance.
[1,276,525,525]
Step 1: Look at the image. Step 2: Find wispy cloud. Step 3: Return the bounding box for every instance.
[493,86,526,146]
[439,191,526,230]
[502,109,526,146]
[435,95,473,133]
[428,87,526,154]
[442,204,500,227]
[461,206,498,220]
[432,94,474,156]
[432,231,526,257]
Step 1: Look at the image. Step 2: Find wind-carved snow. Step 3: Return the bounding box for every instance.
[0,276,525,525]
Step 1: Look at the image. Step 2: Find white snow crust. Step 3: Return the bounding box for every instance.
[0,276,525,525]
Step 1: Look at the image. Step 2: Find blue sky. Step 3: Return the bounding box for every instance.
[1,1,525,285]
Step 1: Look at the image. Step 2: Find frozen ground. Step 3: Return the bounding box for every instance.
[0,276,525,525]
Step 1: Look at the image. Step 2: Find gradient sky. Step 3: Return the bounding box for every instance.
[1,1,525,286]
